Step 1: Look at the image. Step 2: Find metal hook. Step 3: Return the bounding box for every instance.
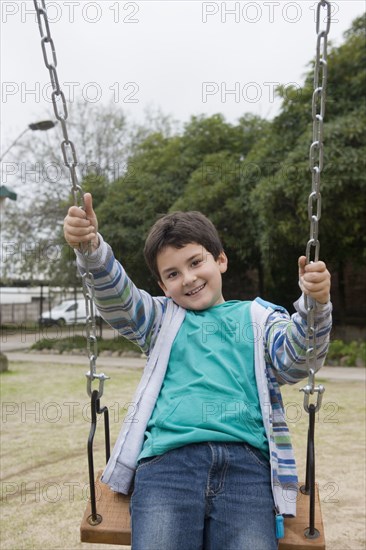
[300,383,325,413]
[86,371,110,399]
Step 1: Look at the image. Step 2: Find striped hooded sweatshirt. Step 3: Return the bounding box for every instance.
[76,235,332,517]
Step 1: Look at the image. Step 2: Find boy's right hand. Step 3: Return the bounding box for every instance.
[63,192,99,252]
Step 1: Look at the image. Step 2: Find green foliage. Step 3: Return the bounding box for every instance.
[327,339,366,366]
[171,148,263,298]
[96,132,186,291]
[95,113,269,294]
[82,173,110,205]
[244,14,366,305]
[326,14,366,117]
[31,334,139,354]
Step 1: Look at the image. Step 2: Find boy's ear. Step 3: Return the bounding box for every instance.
[218,251,228,274]
[158,280,170,297]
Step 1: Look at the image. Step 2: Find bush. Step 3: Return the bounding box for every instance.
[327,339,366,367]
[31,334,140,355]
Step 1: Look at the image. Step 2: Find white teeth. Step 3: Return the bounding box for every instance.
[186,284,205,296]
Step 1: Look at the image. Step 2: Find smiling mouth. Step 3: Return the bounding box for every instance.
[185,283,206,296]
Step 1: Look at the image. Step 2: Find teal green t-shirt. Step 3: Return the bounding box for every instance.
[138,301,269,460]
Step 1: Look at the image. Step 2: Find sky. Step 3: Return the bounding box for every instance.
[0,0,365,156]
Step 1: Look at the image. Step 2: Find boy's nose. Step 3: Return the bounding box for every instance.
[182,273,197,286]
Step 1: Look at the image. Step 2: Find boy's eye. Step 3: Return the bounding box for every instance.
[192,259,202,267]
[167,271,178,279]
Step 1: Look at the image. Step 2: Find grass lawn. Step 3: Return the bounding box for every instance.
[1,360,365,549]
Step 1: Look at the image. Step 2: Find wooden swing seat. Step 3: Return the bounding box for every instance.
[80,472,325,549]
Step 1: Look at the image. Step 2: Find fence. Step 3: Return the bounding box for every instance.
[0,286,83,325]
[1,302,42,324]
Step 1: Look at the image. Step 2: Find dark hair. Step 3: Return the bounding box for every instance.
[144,211,224,281]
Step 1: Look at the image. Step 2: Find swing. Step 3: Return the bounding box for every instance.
[33,1,331,547]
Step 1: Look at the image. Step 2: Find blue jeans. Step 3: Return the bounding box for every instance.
[131,442,277,550]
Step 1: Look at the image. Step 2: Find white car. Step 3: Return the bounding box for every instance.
[39,299,100,326]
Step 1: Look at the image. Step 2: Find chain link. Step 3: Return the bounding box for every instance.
[302,0,331,412]
[33,0,108,398]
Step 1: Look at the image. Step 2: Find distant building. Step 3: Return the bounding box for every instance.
[0,286,83,324]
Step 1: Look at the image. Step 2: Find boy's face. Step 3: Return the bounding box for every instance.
[157,242,228,310]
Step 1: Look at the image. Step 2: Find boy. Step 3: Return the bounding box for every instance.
[64,193,332,550]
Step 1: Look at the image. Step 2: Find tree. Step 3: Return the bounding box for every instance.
[247,14,366,312]
[171,114,270,298]
[95,113,269,295]
[0,102,172,284]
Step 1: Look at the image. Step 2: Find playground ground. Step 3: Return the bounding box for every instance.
[0,355,365,550]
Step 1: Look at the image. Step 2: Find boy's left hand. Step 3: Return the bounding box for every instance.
[298,256,331,304]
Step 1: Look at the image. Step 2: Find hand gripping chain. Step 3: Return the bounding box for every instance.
[299,2,331,541]
[301,0,331,414]
[33,0,109,398]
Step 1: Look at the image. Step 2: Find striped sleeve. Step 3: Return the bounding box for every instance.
[75,235,166,355]
[264,294,332,384]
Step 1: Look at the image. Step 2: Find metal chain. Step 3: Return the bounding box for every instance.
[301,0,331,412]
[33,0,108,398]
